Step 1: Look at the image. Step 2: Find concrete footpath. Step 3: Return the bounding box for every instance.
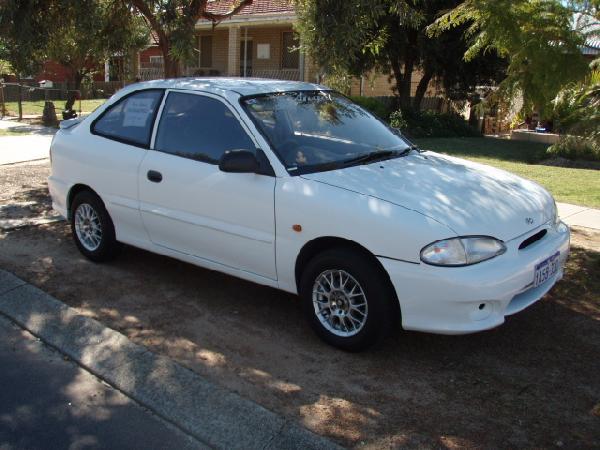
[557,202,600,230]
[0,119,55,165]
[0,314,202,449]
[0,270,341,450]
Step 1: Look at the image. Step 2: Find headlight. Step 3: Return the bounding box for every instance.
[420,237,506,266]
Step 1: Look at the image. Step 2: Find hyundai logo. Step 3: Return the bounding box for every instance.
[525,217,534,225]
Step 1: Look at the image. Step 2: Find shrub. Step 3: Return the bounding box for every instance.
[390,108,481,138]
[349,96,394,120]
[349,96,480,138]
[547,136,600,162]
[389,110,407,130]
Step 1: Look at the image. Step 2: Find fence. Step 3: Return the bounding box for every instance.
[0,81,128,120]
[139,63,164,81]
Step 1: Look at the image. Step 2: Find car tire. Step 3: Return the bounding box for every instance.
[299,247,398,352]
[70,191,121,262]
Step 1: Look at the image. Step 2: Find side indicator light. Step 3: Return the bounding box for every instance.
[292,224,302,232]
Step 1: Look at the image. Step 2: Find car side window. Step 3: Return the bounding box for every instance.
[92,90,163,147]
[154,92,255,164]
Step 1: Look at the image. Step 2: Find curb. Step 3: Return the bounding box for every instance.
[0,269,342,450]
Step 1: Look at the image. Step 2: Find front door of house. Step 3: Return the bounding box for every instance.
[240,39,253,77]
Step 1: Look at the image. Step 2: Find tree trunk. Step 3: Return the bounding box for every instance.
[159,38,179,78]
[412,69,433,111]
[389,53,416,110]
[65,71,84,112]
[390,58,411,110]
[399,58,414,109]
[400,30,421,110]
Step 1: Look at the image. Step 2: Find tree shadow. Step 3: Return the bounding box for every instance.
[0,126,57,136]
[0,186,60,230]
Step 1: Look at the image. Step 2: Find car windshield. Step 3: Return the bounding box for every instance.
[241,90,411,174]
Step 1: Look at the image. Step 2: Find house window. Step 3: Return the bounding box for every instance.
[200,35,213,68]
[149,56,164,66]
[281,32,299,69]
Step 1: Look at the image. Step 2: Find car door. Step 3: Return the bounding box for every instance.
[86,89,164,242]
[138,90,277,280]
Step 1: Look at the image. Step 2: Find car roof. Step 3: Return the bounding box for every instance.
[122,77,327,97]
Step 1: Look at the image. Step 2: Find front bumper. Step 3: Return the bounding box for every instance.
[379,222,570,334]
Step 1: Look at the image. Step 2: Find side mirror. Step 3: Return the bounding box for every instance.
[218,149,275,176]
[219,150,260,173]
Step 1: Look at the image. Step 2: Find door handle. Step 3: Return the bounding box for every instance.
[147,170,162,183]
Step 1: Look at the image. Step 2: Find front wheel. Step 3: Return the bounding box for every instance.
[70,191,120,262]
[299,247,398,351]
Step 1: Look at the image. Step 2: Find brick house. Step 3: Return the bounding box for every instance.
[137,0,438,98]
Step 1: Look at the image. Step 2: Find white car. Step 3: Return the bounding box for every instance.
[48,78,570,351]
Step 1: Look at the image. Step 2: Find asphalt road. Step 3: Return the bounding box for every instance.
[0,314,202,450]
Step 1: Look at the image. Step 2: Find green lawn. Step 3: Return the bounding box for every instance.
[413,137,600,208]
[2,99,106,116]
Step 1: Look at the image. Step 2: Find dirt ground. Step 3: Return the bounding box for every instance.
[1,160,599,449]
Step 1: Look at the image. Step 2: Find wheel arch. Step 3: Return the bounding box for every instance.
[67,184,102,219]
[294,236,400,315]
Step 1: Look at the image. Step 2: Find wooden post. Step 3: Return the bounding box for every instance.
[0,82,6,117]
[17,75,23,120]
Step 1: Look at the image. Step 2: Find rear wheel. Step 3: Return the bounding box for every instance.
[70,191,120,262]
[300,247,397,351]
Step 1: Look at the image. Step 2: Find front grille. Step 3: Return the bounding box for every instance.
[519,229,547,250]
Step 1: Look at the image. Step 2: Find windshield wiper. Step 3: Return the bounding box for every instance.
[341,147,412,166]
[290,147,418,175]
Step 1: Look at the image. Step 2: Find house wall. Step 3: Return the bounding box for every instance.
[240,26,291,74]
[195,29,229,74]
[195,25,300,78]
[139,46,163,66]
[136,23,443,101]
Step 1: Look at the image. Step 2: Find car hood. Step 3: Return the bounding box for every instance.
[301,151,554,241]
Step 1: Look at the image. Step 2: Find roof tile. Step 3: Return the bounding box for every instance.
[205,0,295,17]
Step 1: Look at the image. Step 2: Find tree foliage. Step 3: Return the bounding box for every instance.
[1,0,149,116]
[47,1,148,88]
[549,68,600,160]
[429,0,589,117]
[0,0,148,85]
[0,0,50,77]
[554,70,600,135]
[295,0,506,109]
[0,39,12,75]
[126,0,252,77]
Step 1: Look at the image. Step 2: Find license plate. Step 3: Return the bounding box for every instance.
[533,252,560,288]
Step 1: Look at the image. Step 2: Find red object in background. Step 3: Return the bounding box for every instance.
[139,46,163,66]
[35,60,104,83]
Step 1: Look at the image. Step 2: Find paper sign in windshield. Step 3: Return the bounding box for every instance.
[123,98,154,127]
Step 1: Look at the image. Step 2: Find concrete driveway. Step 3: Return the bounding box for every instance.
[0,120,55,165]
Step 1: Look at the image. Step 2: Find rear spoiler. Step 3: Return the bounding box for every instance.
[59,117,82,130]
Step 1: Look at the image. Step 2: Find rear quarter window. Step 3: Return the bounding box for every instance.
[92,89,163,147]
